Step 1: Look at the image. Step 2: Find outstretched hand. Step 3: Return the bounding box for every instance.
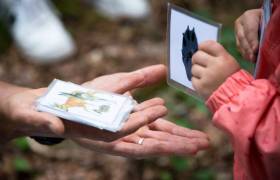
[75,118,209,158]
[1,88,167,142]
[0,65,168,143]
[75,64,210,157]
[1,64,210,157]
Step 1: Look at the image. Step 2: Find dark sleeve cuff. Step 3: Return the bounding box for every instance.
[31,136,65,146]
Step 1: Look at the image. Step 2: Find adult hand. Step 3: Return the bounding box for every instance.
[75,65,210,157]
[0,88,64,144]
[82,64,167,93]
[235,9,262,62]
[1,88,167,142]
[75,118,209,158]
[0,65,167,144]
[192,41,240,100]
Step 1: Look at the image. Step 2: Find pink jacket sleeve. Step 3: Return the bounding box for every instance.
[206,69,280,180]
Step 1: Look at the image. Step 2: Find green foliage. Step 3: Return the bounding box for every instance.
[174,119,193,129]
[52,0,83,18]
[160,171,173,180]
[192,169,215,180]
[13,156,32,172]
[170,156,189,172]
[13,138,30,152]
[194,8,212,21]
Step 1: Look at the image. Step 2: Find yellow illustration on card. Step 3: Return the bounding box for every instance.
[54,91,111,114]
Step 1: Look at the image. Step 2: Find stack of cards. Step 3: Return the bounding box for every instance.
[36,79,136,132]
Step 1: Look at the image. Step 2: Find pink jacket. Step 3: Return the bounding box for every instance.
[206,1,280,180]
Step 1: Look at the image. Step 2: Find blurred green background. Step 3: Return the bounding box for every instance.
[0,0,259,179]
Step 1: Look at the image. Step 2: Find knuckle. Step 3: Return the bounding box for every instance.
[234,20,242,32]
[155,106,168,117]
[193,80,202,91]
[234,18,240,27]
[18,110,31,121]
[236,38,241,47]
[192,52,198,62]
[246,25,256,32]
[191,64,197,71]
[216,60,229,71]
[156,141,167,152]
[119,80,131,91]
[141,112,151,122]
[236,29,244,38]
[199,80,207,89]
[201,40,216,48]
[248,39,258,47]
[152,97,165,105]
[184,144,198,155]
[193,51,203,61]
[243,10,252,18]
[207,41,223,52]
[11,109,23,121]
[191,66,195,75]
[191,77,197,84]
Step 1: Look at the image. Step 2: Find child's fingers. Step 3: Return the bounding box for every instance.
[236,26,253,60]
[243,26,259,54]
[192,51,212,67]
[191,77,200,91]
[191,64,205,79]
[235,25,249,58]
[235,20,243,51]
[199,41,226,57]
[240,9,261,54]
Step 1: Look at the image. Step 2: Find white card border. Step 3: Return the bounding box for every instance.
[36,79,136,132]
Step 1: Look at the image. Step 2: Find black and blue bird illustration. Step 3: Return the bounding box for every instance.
[181,26,198,81]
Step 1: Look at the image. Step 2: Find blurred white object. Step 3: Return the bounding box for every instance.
[93,0,150,19]
[0,0,75,63]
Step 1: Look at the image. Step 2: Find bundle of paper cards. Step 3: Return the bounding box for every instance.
[36,79,136,132]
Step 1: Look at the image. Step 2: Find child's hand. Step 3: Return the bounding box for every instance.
[235,9,262,62]
[191,41,240,100]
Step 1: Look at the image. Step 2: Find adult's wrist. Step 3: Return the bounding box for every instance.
[0,113,19,146]
[0,82,31,145]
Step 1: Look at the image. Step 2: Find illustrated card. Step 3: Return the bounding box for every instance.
[36,79,136,132]
[167,3,222,99]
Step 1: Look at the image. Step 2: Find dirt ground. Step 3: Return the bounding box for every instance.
[0,0,259,179]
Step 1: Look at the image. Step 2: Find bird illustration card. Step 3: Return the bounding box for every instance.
[167,3,222,99]
[36,79,136,132]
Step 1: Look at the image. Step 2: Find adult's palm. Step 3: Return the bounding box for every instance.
[75,65,210,157]
[0,65,167,143]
